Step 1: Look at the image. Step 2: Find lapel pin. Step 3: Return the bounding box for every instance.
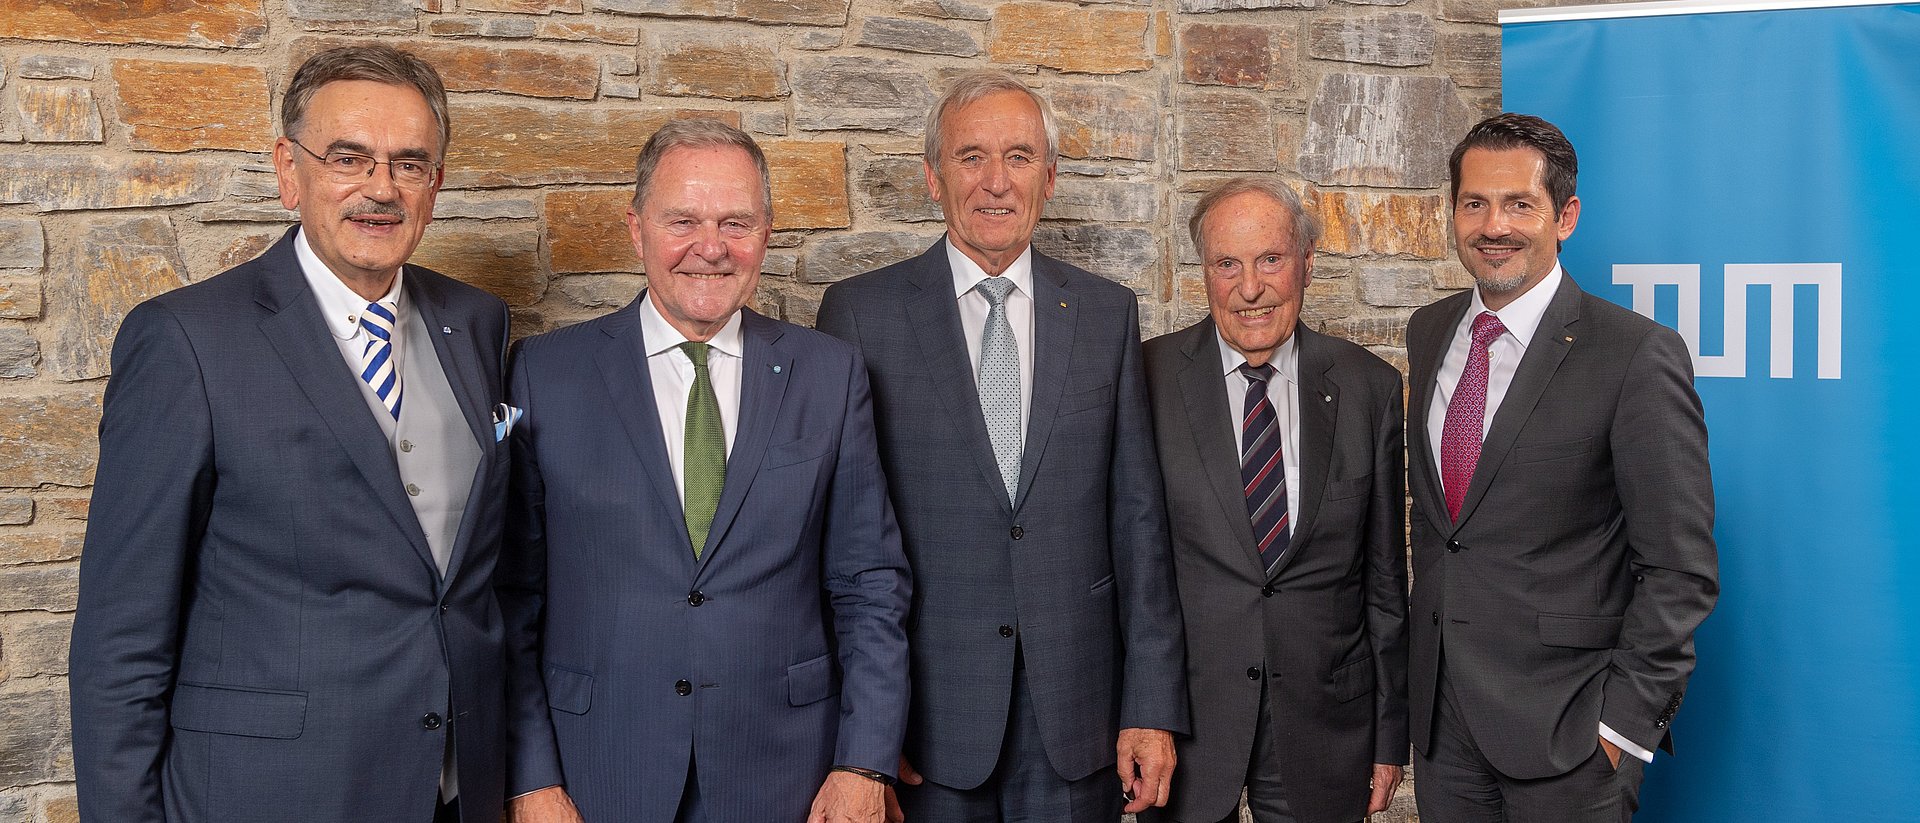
[1324,394,1332,402]
[1564,335,1574,343]
[772,364,783,374]
[1059,302,1068,308]
[442,326,453,334]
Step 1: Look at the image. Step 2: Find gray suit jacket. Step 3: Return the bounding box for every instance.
[816,240,1188,789]
[70,229,511,822]
[1145,319,1408,823]
[1405,275,1718,779]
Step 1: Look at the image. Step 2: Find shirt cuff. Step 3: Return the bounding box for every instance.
[1599,722,1655,764]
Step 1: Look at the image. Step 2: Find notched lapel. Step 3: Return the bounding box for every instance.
[904,250,1012,513]
[1286,328,1337,575]
[1412,295,1469,531]
[1015,262,1075,511]
[695,312,788,578]
[593,300,690,553]
[1177,322,1265,574]
[1451,277,1584,530]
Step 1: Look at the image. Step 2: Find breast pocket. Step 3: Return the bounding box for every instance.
[1513,437,1595,464]
[763,431,833,470]
[1325,472,1373,501]
[1057,383,1115,417]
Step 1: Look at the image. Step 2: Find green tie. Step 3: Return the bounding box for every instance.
[680,341,726,558]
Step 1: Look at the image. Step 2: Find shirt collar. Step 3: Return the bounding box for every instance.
[294,228,403,341]
[1215,326,1299,387]
[947,238,1035,302]
[1470,262,1563,351]
[638,290,744,360]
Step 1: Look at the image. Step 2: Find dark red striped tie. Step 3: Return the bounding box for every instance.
[1240,363,1290,575]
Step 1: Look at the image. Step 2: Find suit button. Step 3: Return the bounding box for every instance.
[687,591,705,606]
[999,625,1015,638]
[400,439,414,453]
[1246,666,1261,681]
[1010,526,1024,540]
[675,679,693,696]
[421,713,442,730]
[1446,540,1461,553]
[406,483,421,497]
[1431,612,1440,625]
[1261,585,1275,597]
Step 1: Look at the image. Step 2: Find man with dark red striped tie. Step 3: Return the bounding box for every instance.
[1404,113,1718,823]
[1141,176,1409,823]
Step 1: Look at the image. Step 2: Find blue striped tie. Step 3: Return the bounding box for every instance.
[358,301,403,419]
[1240,362,1289,574]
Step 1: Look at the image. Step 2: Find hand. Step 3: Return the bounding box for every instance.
[507,786,583,823]
[1599,736,1623,769]
[809,770,887,823]
[1367,764,1404,814]
[1115,727,1176,814]
[884,756,923,823]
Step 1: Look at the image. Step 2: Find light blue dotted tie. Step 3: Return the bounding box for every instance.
[975,276,1022,504]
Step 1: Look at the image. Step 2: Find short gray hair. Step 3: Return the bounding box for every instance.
[1188,177,1322,260]
[283,44,450,155]
[632,118,773,219]
[923,70,1060,166]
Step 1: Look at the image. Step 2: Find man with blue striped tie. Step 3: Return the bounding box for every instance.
[71,44,512,823]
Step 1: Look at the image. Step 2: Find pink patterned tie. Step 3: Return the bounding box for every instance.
[1441,311,1507,521]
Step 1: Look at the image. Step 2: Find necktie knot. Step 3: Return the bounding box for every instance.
[679,340,710,369]
[975,275,1015,307]
[1239,361,1276,388]
[1470,311,1507,348]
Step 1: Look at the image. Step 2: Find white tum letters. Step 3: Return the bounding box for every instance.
[1613,263,1842,380]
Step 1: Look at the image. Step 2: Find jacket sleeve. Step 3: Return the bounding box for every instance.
[1365,369,1411,764]
[495,342,567,795]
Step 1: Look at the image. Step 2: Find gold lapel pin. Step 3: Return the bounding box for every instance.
[1059,302,1068,308]
[1564,335,1574,343]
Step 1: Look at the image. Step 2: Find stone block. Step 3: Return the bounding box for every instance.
[37,496,89,523]
[445,103,739,189]
[17,56,94,81]
[1048,178,1158,223]
[989,4,1152,75]
[761,251,799,278]
[113,60,273,152]
[225,168,280,200]
[0,221,44,270]
[1299,73,1471,189]
[0,678,73,785]
[858,17,981,57]
[1178,0,1314,12]
[797,29,844,49]
[0,561,80,611]
[1311,190,1446,259]
[605,54,638,77]
[0,498,30,526]
[427,17,484,35]
[18,85,103,143]
[646,27,786,101]
[854,149,942,224]
[1032,225,1157,289]
[604,79,642,100]
[1433,260,1474,290]
[1177,90,1276,172]
[743,110,788,136]
[781,290,821,326]
[216,233,279,274]
[0,612,70,676]
[0,532,81,567]
[1441,0,1554,23]
[536,20,642,45]
[0,0,267,47]
[433,195,540,221]
[411,224,547,307]
[1438,29,1501,89]
[590,0,849,24]
[390,41,598,100]
[0,791,23,821]
[45,789,80,823]
[43,217,188,382]
[791,56,933,134]
[765,140,850,230]
[799,232,938,284]
[288,0,416,29]
[1322,313,1407,347]
[1308,12,1434,67]
[1181,23,1293,90]
[1358,264,1434,306]
[192,203,297,223]
[899,0,992,20]
[1051,82,1157,162]
[0,279,42,320]
[467,0,583,11]
[0,154,225,211]
[552,274,646,310]
[0,330,39,379]
[546,189,639,274]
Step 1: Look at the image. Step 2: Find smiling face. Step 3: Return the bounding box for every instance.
[924,89,1057,276]
[1200,191,1312,367]
[628,143,769,342]
[1451,146,1580,310]
[274,79,442,300]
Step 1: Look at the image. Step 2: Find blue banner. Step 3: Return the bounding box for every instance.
[1503,5,1920,820]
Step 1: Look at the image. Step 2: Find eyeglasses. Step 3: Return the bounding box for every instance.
[289,139,440,188]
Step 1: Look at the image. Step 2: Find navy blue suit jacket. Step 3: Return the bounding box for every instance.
[498,297,911,821]
[816,241,1187,789]
[69,229,511,823]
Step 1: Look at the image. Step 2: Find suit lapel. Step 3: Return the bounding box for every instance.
[1450,276,1584,531]
[1016,255,1075,511]
[902,243,1012,514]
[253,238,436,574]
[1284,326,1336,578]
[1177,321,1266,574]
[1410,293,1469,531]
[695,310,788,578]
[593,294,693,557]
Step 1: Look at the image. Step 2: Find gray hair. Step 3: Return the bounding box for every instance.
[923,69,1060,166]
[1187,177,1323,260]
[283,44,450,155]
[632,118,773,219]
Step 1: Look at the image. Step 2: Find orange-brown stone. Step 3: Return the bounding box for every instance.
[648,28,786,101]
[1181,23,1292,90]
[17,85,103,143]
[545,189,639,274]
[411,223,547,307]
[113,59,273,152]
[989,3,1152,75]
[0,0,268,48]
[445,103,740,189]
[765,140,849,230]
[465,0,582,11]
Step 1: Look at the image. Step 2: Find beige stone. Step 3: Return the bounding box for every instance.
[536,20,642,44]
[1051,83,1157,162]
[0,155,226,211]
[0,0,268,48]
[1177,90,1275,172]
[0,278,43,320]
[0,498,31,526]
[18,85,103,143]
[446,103,740,189]
[765,140,850,230]
[0,563,80,612]
[466,0,583,11]
[35,497,90,523]
[647,27,787,101]
[411,224,547,307]
[989,4,1153,75]
[0,533,82,569]
[394,41,599,100]
[546,190,639,274]
[113,59,273,152]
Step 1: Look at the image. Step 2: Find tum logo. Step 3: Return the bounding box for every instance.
[1613,264,1842,380]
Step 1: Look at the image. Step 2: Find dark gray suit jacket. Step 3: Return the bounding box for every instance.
[1145,319,1408,823]
[1405,275,1718,779]
[816,240,1188,789]
[70,229,511,822]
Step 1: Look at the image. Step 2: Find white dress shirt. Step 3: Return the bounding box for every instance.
[295,229,406,436]
[949,240,1036,437]
[1218,331,1300,538]
[639,293,743,503]
[1425,263,1653,764]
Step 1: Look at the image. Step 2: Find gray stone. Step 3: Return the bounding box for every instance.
[1048,179,1158,223]
[1179,0,1315,12]
[0,679,73,786]
[1438,29,1501,89]
[225,168,280,200]
[854,149,942,223]
[1322,313,1407,347]
[552,273,646,310]
[0,277,42,319]
[898,0,992,19]
[0,497,30,526]
[0,790,24,822]
[797,29,845,49]
[288,0,417,27]
[44,217,188,381]
[0,563,79,611]
[743,110,789,136]
[604,54,638,76]
[762,251,799,278]
[17,55,95,80]
[432,195,540,220]
[783,291,822,326]
[1340,0,1411,7]
[1177,90,1276,172]
[1358,264,1433,306]
[603,78,641,99]
[769,231,807,249]
[1441,0,1555,23]
[18,85,104,143]
[800,231,939,283]
[0,613,72,678]
[0,220,43,269]
[486,17,539,37]
[792,56,933,133]
[0,155,226,212]
[193,203,298,223]
[0,329,40,378]
[1052,82,1158,162]
[1308,13,1435,67]
[1299,73,1471,189]
[857,17,980,57]
[1032,224,1157,289]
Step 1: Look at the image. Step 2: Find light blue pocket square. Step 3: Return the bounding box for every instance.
[493,403,524,442]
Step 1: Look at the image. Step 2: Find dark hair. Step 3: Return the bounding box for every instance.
[1187,177,1322,260]
[282,44,450,154]
[1448,112,1578,216]
[631,118,772,218]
